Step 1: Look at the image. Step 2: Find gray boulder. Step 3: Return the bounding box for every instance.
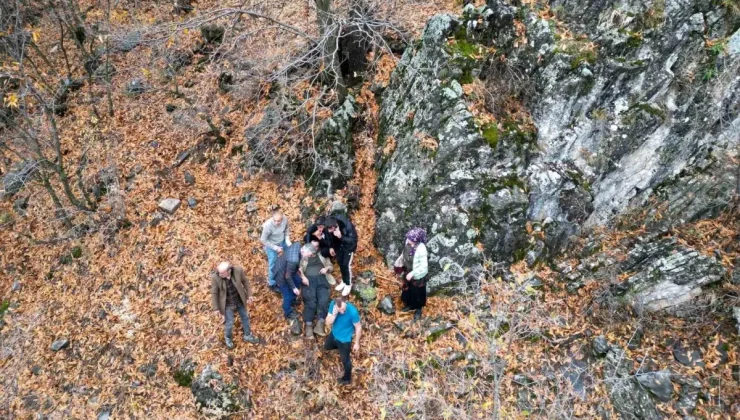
[377,296,395,315]
[619,238,725,312]
[351,271,377,306]
[591,336,609,357]
[636,370,673,402]
[605,346,660,420]
[734,307,740,335]
[2,160,37,197]
[191,365,248,416]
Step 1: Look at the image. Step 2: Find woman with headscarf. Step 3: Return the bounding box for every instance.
[393,227,428,320]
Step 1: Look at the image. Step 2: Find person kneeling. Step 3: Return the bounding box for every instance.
[299,243,334,338]
[324,297,361,385]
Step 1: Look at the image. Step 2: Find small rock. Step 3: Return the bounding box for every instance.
[125,78,147,95]
[580,67,594,78]
[187,197,197,208]
[97,309,107,319]
[241,192,254,203]
[139,362,158,378]
[733,307,740,335]
[426,322,453,343]
[50,338,69,352]
[166,104,176,113]
[356,270,376,286]
[150,212,165,227]
[11,279,22,292]
[671,374,702,389]
[174,149,191,167]
[592,336,610,357]
[31,365,42,375]
[628,326,643,350]
[636,370,673,402]
[184,171,195,186]
[673,344,705,367]
[97,409,112,420]
[246,202,258,213]
[13,196,29,215]
[330,200,348,214]
[352,283,377,306]
[688,13,705,34]
[158,198,181,214]
[677,384,699,415]
[377,296,395,315]
[732,365,740,383]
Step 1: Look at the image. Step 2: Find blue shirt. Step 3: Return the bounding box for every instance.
[329,302,360,343]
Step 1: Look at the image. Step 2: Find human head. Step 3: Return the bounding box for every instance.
[405,227,427,246]
[271,206,283,224]
[301,243,317,258]
[325,217,338,233]
[333,297,347,314]
[217,261,232,279]
[315,216,326,233]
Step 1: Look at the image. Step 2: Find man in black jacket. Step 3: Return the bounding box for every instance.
[325,215,358,296]
[304,216,333,258]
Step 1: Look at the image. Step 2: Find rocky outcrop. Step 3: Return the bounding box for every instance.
[605,346,661,420]
[1,160,37,198]
[244,93,356,195]
[374,1,739,294]
[191,365,249,417]
[309,96,356,195]
[618,237,726,312]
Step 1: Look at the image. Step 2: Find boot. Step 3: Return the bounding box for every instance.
[337,377,351,385]
[413,308,422,321]
[305,322,314,339]
[335,283,346,292]
[314,319,327,336]
[224,335,234,349]
[243,333,260,344]
[341,282,352,296]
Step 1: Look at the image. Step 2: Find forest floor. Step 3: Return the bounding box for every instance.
[1,0,740,419]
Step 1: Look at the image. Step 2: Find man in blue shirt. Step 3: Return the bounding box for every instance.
[324,297,361,385]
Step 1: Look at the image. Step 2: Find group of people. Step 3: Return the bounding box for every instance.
[210,206,430,385]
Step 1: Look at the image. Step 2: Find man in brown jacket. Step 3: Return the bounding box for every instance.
[211,261,259,348]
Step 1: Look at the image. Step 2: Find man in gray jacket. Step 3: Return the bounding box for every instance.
[260,206,292,290]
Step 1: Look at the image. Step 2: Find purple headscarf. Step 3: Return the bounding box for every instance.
[405,227,427,256]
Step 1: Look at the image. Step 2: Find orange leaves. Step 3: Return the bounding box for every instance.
[382,135,397,157]
[415,132,438,152]
[372,53,398,88]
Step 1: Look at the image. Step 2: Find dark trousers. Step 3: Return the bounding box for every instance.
[324,333,352,380]
[279,273,303,318]
[302,275,330,323]
[336,249,354,285]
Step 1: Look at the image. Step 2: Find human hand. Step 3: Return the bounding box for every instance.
[332,229,342,238]
[406,272,414,281]
[330,249,336,257]
[352,342,360,353]
[320,267,329,274]
[302,277,309,286]
[331,303,339,316]
[247,296,254,304]
[276,247,284,255]
[293,288,300,295]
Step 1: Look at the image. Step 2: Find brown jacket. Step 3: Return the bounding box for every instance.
[211,266,252,314]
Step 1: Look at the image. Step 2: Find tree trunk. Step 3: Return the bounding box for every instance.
[314,0,347,101]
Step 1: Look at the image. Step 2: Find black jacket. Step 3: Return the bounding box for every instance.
[331,214,358,253]
[305,224,333,258]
